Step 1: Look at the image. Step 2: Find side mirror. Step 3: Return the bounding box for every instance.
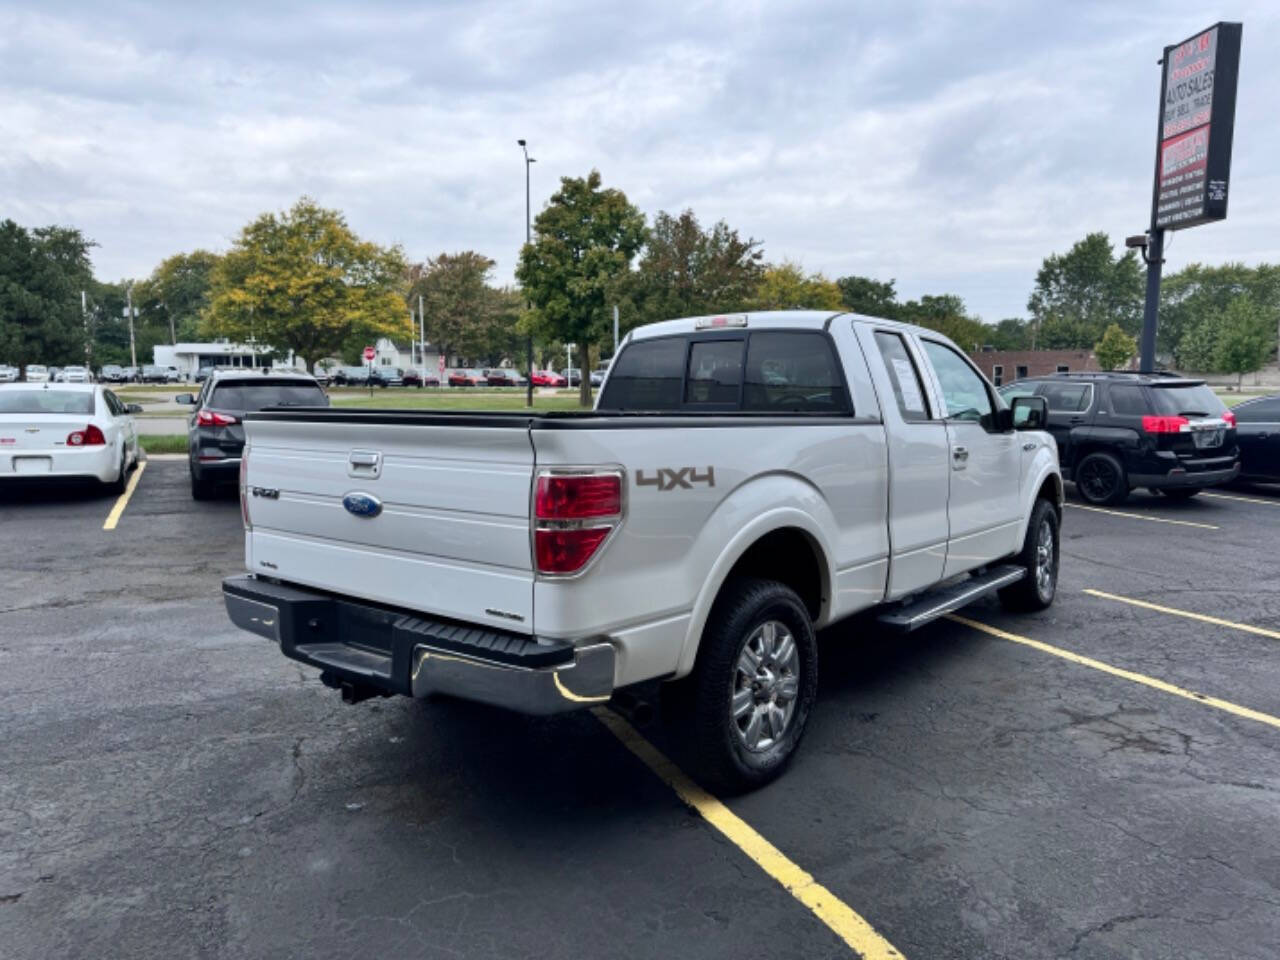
[175,393,195,404]
[1011,395,1048,430]
[127,403,143,414]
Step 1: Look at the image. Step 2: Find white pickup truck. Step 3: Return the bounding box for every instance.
[223,311,1062,789]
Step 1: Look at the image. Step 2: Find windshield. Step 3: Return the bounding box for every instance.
[0,389,94,414]
[27,365,47,373]
[209,382,328,411]
[1148,384,1227,417]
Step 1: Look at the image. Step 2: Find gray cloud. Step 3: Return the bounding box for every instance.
[2,0,1277,321]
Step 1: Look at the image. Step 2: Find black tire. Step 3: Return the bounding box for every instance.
[1159,487,1202,500]
[105,448,128,496]
[1075,451,1129,505]
[190,467,214,501]
[671,577,818,793]
[999,498,1060,612]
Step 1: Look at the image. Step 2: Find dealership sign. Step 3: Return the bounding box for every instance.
[1152,22,1242,230]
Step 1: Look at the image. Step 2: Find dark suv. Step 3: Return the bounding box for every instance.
[999,373,1239,505]
[177,370,329,499]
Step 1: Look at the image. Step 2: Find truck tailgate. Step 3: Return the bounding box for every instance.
[242,415,536,633]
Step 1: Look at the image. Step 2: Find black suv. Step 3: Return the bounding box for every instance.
[998,372,1239,505]
[176,370,329,499]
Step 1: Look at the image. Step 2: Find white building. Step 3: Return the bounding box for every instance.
[372,337,443,374]
[153,341,297,380]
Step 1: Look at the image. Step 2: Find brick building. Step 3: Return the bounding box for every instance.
[966,349,1102,387]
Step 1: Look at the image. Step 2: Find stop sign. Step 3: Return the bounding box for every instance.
[363,345,375,361]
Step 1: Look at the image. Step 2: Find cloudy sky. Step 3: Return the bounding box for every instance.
[2,1,1277,322]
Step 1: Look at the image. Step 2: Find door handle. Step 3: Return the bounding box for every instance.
[952,445,969,463]
[1069,416,1085,424]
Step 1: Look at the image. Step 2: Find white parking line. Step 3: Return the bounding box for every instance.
[1065,502,1219,530]
[1201,491,1280,507]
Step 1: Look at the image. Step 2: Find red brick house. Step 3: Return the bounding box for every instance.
[966,349,1102,387]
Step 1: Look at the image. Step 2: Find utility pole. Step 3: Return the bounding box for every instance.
[612,304,619,357]
[418,293,426,389]
[518,139,536,407]
[82,290,91,371]
[125,283,137,370]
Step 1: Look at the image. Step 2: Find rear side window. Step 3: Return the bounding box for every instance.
[1148,384,1227,417]
[685,340,744,405]
[743,332,848,413]
[209,381,328,411]
[874,331,930,420]
[1108,385,1147,416]
[1040,382,1093,412]
[599,338,685,410]
[0,390,94,414]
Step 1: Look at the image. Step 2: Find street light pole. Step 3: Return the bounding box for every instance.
[518,139,536,407]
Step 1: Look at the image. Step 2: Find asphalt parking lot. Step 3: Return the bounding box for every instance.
[3,462,1278,959]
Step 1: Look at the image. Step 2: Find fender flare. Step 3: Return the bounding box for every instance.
[673,504,836,679]
[1018,458,1064,544]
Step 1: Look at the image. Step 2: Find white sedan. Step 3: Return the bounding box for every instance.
[57,365,93,383]
[0,383,141,492]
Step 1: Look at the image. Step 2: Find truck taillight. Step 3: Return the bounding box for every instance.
[67,424,106,446]
[198,410,238,426]
[533,470,623,575]
[239,450,251,531]
[1141,415,1189,434]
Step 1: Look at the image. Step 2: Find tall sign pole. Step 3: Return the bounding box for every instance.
[1138,22,1242,372]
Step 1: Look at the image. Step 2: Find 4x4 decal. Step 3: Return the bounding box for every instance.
[635,467,715,491]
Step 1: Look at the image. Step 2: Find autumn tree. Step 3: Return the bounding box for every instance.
[1093,323,1136,371]
[517,171,646,405]
[751,261,843,311]
[204,197,409,371]
[408,252,522,365]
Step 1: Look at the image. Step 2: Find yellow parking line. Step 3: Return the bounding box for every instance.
[1083,588,1280,641]
[103,461,146,531]
[1202,491,1280,507]
[1064,502,1219,529]
[592,707,904,959]
[946,614,1280,731]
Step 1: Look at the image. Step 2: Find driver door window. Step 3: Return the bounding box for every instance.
[920,340,994,426]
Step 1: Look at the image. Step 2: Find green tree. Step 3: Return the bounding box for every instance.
[751,261,843,311]
[204,198,409,372]
[836,275,898,317]
[627,209,763,328]
[1213,295,1273,389]
[1161,262,1280,366]
[1093,323,1136,371]
[0,220,96,372]
[1028,233,1143,349]
[517,170,646,405]
[988,317,1032,351]
[136,250,220,345]
[898,293,987,351]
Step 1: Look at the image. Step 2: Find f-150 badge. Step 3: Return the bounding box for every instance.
[635,467,715,491]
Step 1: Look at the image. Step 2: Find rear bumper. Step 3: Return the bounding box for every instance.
[1,445,116,482]
[222,575,614,714]
[1130,463,1240,489]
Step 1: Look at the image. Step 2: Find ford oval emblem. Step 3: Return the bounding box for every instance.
[342,491,382,518]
